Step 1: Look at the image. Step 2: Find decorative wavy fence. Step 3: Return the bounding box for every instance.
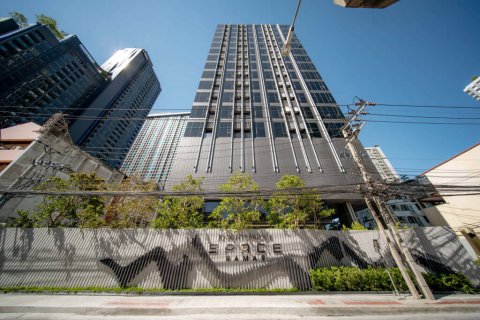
[0,227,478,289]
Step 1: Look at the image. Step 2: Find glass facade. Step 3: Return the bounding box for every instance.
[120,113,189,188]
[0,19,107,128]
[73,49,161,169]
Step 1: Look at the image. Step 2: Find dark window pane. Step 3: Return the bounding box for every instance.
[273,122,287,137]
[254,122,266,137]
[220,106,232,118]
[194,92,210,102]
[204,62,217,69]
[202,71,215,78]
[307,122,322,138]
[270,106,282,118]
[254,106,263,118]
[267,92,279,103]
[325,122,343,138]
[184,122,204,137]
[217,122,232,137]
[198,81,213,90]
[297,92,307,103]
[292,81,302,90]
[253,92,262,103]
[223,81,234,89]
[222,92,233,102]
[191,106,207,118]
[301,107,314,119]
[265,81,275,90]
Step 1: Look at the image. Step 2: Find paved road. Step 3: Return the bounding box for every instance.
[0,293,479,319]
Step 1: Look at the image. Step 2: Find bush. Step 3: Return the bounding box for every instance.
[422,273,478,294]
[309,267,478,293]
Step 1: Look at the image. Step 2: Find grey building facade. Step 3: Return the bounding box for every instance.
[166,24,377,219]
[120,112,189,187]
[0,18,107,128]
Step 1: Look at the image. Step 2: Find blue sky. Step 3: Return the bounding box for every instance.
[2,0,479,177]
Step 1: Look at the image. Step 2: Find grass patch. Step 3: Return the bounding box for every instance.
[0,286,300,294]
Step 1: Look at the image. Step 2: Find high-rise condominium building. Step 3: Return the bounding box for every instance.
[365,145,400,183]
[0,18,107,127]
[121,112,189,187]
[0,18,161,170]
[167,24,378,217]
[69,48,161,169]
[464,76,480,101]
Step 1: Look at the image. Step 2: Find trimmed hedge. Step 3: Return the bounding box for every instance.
[309,267,478,293]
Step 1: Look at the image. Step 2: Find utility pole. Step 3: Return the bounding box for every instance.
[342,98,434,301]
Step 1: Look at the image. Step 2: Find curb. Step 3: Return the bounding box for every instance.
[1,305,480,316]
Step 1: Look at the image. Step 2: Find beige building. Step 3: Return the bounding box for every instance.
[365,145,401,183]
[0,122,41,173]
[421,143,480,255]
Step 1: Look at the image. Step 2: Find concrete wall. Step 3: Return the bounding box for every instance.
[0,227,477,290]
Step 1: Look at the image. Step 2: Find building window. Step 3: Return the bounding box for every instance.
[306,122,321,138]
[325,122,343,138]
[194,92,210,102]
[191,106,207,118]
[184,122,204,137]
[217,122,232,137]
[254,122,266,137]
[270,106,282,118]
[220,106,232,118]
[253,106,263,118]
[198,81,213,90]
[301,107,314,119]
[273,122,287,137]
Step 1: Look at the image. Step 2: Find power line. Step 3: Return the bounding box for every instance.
[368,112,480,121]
[375,103,480,110]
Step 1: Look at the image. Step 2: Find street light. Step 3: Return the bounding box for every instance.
[281,0,302,57]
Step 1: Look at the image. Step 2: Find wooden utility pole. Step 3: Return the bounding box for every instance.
[342,98,434,301]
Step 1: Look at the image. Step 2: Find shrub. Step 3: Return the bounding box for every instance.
[309,267,478,293]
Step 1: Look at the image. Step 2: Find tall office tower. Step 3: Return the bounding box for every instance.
[121,112,189,188]
[167,24,378,218]
[365,145,400,183]
[69,48,161,169]
[464,76,480,101]
[0,18,107,127]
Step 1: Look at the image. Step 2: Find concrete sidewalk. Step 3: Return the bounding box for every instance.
[0,293,479,317]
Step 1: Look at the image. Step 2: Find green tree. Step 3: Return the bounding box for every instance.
[7,210,36,228]
[341,221,367,231]
[11,173,107,228]
[9,11,28,28]
[208,172,262,229]
[105,176,157,228]
[152,175,204,229]
[267,175,334,229]
[35,14,65,39]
